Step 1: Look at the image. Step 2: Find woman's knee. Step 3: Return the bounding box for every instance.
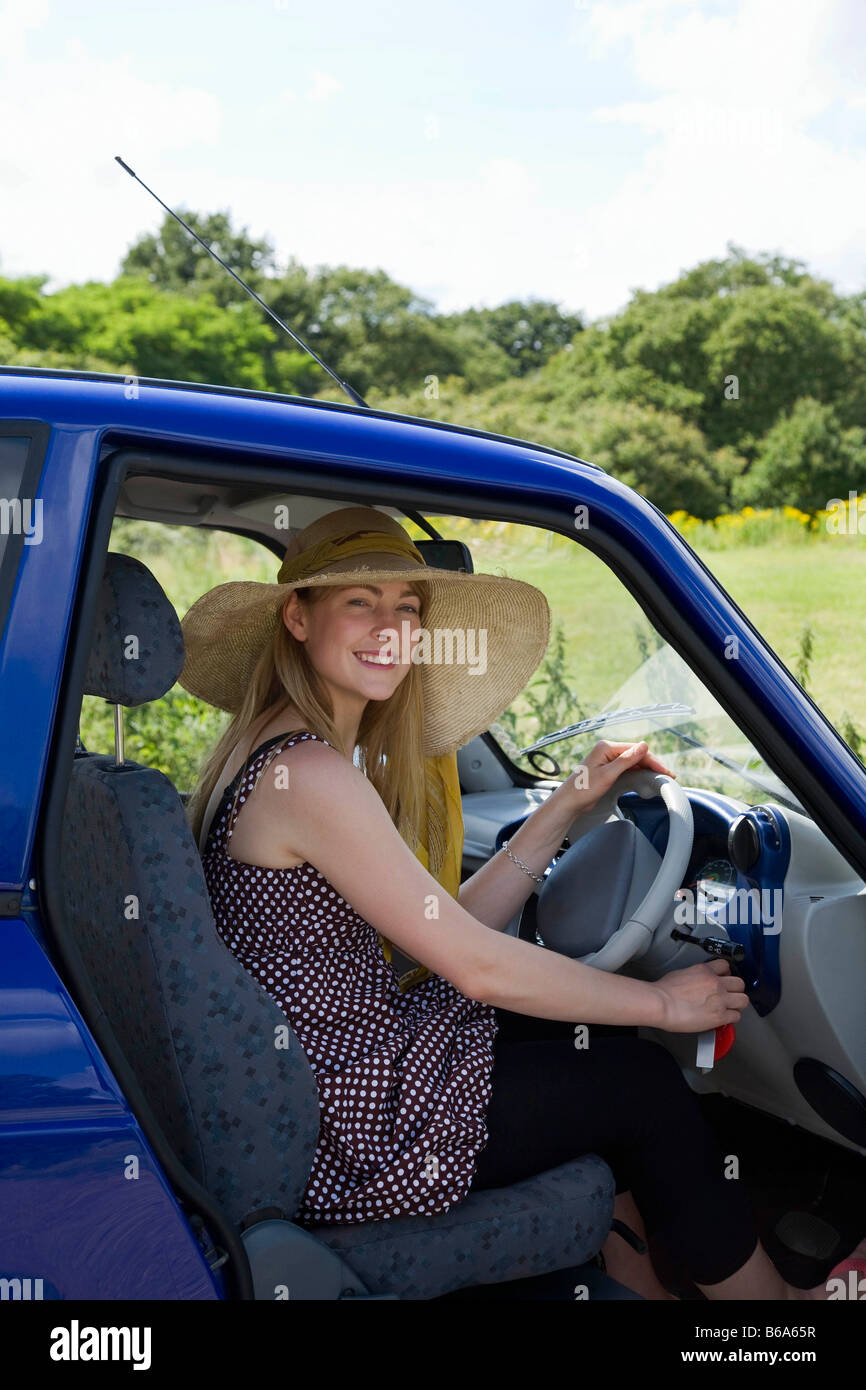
[594,1033,684,1082]
[592,1034,695,1117]
[633,1036,687,1078]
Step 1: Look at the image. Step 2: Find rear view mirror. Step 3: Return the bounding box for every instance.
[414,539,474,573]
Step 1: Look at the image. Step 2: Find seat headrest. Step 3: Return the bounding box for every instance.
[84,552,185,707]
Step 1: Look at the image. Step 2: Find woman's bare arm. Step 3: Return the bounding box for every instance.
[252,739,748,1033]
[457,785,571,930]
[457,740,681,931]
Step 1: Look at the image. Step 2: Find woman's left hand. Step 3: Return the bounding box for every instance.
[550,739,677,818]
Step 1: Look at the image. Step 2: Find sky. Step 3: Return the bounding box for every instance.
[1,0,865,322]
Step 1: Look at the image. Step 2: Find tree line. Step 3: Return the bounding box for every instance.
[2,213,864,517]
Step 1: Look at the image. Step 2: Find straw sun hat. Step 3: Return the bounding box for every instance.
[178,506,551,757]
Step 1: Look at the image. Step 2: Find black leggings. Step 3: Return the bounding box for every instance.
[471,1008,759,1287]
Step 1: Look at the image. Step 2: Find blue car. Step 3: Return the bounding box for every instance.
[1,365,864,1302]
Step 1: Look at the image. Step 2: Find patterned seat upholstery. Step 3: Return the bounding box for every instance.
[58,552,616,1299]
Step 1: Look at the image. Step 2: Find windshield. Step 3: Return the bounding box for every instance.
[512,642,804,813]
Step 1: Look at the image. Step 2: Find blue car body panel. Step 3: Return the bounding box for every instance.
[2,368,865,1298]
[0,919,220,1298]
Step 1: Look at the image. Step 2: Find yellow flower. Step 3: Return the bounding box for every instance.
[667,509,701,530]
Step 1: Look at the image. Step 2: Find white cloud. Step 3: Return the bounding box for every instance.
[307,70,342,102]
[478,158,535,203]
[0,1,222,283]
[0,0,50,53]
[1,0,864,326]
[561,0,866,315]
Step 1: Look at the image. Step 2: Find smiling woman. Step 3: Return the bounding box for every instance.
[179,503,556,1223]
[171,501,861,1301]
[180,505,551,888]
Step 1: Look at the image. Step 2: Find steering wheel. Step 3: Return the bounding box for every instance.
[535,768,694,972]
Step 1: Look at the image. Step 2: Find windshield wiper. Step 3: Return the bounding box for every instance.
[517,703,696,754]
[518,703,804,814]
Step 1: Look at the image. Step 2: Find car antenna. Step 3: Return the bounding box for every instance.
[114,156,442,542]
[114,155,369,409]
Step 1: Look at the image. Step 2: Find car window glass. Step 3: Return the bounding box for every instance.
[431,517,800,808]
[86,509,802,811]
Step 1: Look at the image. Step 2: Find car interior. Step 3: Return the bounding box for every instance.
[38,454,866,1300]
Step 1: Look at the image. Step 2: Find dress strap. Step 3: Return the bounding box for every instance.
[223,729,329,847]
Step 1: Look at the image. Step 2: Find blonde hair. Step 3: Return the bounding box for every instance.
[185,580,432,857]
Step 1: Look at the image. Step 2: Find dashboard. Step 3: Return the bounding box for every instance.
[619,787,775,883]
[460,778,866,1156]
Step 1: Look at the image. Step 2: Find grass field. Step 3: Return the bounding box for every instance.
[432,515,866,739]
[702,546,866,730]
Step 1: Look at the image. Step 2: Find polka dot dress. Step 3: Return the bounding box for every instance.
[202,730,499,1226]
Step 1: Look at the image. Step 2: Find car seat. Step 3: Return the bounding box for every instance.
[53,551,623,1300]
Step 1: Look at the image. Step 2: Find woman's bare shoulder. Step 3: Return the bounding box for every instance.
[264,732,359,790]
[237,734,368,868]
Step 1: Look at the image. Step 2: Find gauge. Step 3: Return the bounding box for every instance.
[697,858,737,887]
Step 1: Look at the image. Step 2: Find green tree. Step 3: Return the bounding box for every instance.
[735,398,866,513]
[440,299,584,377]
[535,246,857,461]
[540,325,707,419]
[121,209,277,306]
[276,264,469,398]
[5,230,865,523]
[702,286,850,451]
[574,400,727,516]
[662,244,828,300]
[0,275,46,342]
[18,275,303,389]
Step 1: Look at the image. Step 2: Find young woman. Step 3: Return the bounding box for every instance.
[181,505,864,1301]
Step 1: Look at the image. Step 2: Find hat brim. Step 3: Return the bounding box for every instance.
[178,564,551,757]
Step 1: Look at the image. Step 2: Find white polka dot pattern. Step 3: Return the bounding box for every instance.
[202,730,499,1225]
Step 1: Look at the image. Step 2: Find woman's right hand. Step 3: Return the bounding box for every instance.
[654,959,750,1033]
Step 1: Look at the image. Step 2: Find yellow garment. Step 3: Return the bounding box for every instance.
[379,747,464,992]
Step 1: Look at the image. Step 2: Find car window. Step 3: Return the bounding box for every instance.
[429,516,800,807]
[86,508,800,811]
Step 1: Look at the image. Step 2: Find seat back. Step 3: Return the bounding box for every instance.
[58,553,321,1229]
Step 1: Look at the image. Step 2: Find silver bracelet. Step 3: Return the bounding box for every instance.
[500,838,545,885]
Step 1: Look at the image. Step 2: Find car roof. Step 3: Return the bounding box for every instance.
[0,365,604,476]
